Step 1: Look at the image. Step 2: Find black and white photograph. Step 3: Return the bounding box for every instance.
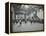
[10,3,44,33]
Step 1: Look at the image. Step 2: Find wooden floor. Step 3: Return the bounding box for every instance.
[12,21,43,32]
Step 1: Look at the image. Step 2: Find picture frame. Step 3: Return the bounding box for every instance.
[5,2,44,34]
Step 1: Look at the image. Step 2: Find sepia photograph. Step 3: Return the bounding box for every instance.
[10,3,44,33]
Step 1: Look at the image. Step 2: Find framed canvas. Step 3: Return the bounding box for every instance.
[5,2,44,34]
